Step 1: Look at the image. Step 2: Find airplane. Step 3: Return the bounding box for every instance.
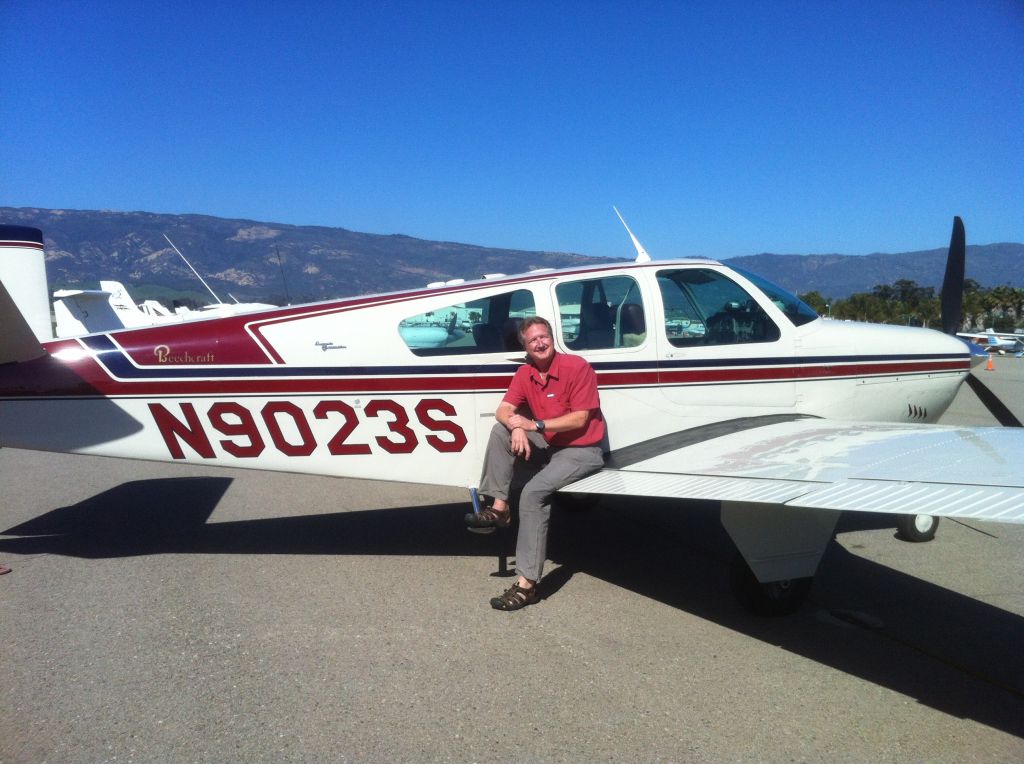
[1,216,1022,616]
[956,329,1024,357]
[51,233,276,337]
[53,279,277,338]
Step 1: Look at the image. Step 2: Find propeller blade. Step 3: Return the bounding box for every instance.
[940,216,965,335]
[965,374,1023,427]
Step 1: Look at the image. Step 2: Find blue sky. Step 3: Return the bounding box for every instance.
[1,1,1021,260]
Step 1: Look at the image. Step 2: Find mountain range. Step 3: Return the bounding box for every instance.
[2,207,1021,303]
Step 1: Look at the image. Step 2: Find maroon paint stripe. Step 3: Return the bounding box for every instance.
[791,360,969,378]
[0,241,44,249]
[10,362,967,400]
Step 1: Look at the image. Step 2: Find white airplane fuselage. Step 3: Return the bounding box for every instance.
[0,257,970,490]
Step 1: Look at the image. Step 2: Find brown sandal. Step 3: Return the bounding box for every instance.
[490,582,538,611]
[464,504,511,529]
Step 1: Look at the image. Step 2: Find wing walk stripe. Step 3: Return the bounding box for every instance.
[604,414,818,469]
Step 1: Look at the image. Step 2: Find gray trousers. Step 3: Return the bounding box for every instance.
[477,423,605,581]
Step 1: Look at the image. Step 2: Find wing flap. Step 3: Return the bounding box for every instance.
[790,479,1024,522]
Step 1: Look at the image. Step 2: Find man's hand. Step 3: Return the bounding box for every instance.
[507,413,535,432]
[509,425,532,460]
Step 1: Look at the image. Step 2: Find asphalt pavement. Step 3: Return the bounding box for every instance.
[2,357,1023,762]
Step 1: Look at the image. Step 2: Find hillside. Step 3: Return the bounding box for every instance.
[2,206,1021,302]
[0,207,616,303]
[727,245,1024,298]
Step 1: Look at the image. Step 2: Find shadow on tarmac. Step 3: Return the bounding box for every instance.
[2,477,1022,737]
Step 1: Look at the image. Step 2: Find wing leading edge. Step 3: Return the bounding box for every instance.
[564,418,1024,523]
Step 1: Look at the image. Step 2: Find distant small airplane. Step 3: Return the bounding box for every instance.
[956,329,1024,357]
[1,215,1021,616]
[50,233,276,337]
[52,279,277,337]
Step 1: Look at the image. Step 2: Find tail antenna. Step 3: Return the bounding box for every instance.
[613,206,652,263]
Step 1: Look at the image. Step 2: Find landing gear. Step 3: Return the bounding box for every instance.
[719,501,837,616]
[729,554,813,616]
[896,514,939,543]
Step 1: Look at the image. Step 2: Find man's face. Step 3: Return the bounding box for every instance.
[522,323,554,366]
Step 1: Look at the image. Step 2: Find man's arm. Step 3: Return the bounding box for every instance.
[507,409,590,434]
[495,400,520,430]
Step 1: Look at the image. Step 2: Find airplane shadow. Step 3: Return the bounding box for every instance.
[549,496,1024,737]
[2,478,1022,737]
[0,477,502,561]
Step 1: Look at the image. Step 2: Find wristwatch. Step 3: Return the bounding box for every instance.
[534,419,546,433]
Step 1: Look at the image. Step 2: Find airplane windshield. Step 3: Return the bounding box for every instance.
[731,267,819,327]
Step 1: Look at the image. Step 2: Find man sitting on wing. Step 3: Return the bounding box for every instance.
[466,316,605,610]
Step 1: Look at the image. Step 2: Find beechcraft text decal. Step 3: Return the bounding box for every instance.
[149,398,468,459]
[154,345,216,364]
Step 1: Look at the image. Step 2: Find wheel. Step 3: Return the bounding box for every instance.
[729,554,812,617]
[896,514,939,542]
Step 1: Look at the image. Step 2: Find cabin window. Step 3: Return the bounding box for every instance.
[398,289,536,356]
[657,269,781,347]
[555,275,647,350]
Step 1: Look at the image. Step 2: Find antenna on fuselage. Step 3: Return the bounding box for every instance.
[612,206,651,263]
[163,234,224,305]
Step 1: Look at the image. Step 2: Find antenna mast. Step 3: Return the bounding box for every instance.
[163,234,223,304]
[274,244,292,305]
[613,206,652,263]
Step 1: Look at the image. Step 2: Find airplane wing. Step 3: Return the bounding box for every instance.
[563,416,1024,523]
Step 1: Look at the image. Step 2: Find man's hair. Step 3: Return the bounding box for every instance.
[517,315,553,347]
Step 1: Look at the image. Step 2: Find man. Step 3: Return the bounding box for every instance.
[466,316,605,610]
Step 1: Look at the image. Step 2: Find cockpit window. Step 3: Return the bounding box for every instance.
[398,289,535,356]
[731,267,819,327]
[657,268,781,347]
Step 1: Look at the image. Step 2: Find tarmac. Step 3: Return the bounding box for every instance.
[2,356,1023,762]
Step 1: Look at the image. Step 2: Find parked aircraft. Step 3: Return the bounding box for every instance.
[51,233,277,337]
[957,329,1024,357]
[1,217,1021,615]
[53,279,276,337]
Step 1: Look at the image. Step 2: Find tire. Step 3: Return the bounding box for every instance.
[729,554,812,617]
[896,514,939,543]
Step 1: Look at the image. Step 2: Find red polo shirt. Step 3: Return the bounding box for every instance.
[503,352,605,447]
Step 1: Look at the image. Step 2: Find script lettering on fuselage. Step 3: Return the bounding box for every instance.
[148,398,469,460]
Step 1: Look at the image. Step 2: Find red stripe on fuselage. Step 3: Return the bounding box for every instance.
[2,345,967,399]
[657,359,968,386]
[0,241,45,249]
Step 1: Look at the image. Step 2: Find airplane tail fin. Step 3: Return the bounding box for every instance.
[98,280,152,328]
[53,287,122,337]
[0,225,50,362]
